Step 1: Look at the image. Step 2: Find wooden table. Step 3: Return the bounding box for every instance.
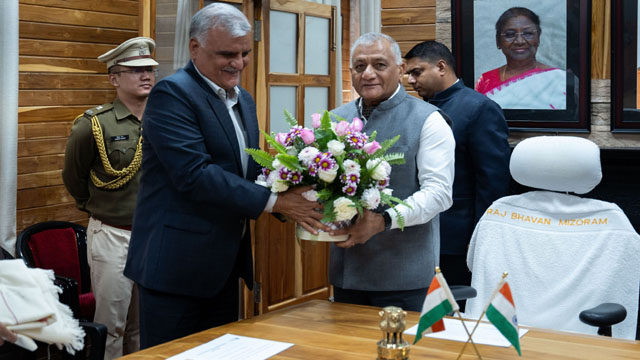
[121,300,640,359]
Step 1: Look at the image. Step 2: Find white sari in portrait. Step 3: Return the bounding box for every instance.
[483,68,567,110]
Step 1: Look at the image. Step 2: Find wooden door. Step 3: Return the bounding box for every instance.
[251,0,337,316]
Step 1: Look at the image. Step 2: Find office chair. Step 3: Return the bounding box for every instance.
[16,221,107,360]
[17,221,94,321]
[465,136,640,339]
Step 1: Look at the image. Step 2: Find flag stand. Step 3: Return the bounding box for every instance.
[453,310,483,360]
[455,272,510,360]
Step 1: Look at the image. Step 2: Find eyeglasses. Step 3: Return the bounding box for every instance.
[500,30,538,42]
[111,68,159,76]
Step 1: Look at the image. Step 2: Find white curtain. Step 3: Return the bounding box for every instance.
[0,1,19,255]
[173,0,198,70]
[307,0,343,106]
[359,0,380,34]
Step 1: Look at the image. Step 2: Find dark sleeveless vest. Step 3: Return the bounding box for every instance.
[329,86,442,291]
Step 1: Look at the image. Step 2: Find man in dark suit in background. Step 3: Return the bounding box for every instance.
[124,3,327,348]
[404,41,511,309]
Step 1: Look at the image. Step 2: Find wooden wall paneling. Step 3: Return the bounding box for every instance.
[17,0,140,231]
[381,0,436,61]
[19,90,116,106]
[17,203,87,229]
[19,74,112,89]
[139,0,156,38]
[591,0,610,79]
[19,122,71,140]
[266,221,297,308]
[301,241,329,294]
[20,23,137,45]
[18,0,139,15]
[18,155,66,175]
[381,0,435,8]
[17,170,65,190]
[381,24,435,41]
[381,8,435,25]
[19,57,106,74]
[19,40,117,59]
[18,138,68,158]
[19,4,138,29]
[341,0,352,103]
[19,106,92,123]
[397,41,422,56]
[17,186,74,210]
[270,0,331,17]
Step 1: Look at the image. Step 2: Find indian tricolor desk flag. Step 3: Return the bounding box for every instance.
[485,279,521,356]
[413,271,459,344]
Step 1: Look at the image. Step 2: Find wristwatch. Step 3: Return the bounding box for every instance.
[382,211,392,231]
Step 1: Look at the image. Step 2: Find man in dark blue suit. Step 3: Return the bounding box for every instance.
[123,3,327,348]
[404,41,511,308]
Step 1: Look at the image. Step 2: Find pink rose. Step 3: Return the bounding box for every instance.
[300,128,315,144]
[311,113,322,128]
[363,141,381,155]
[335,121,350,136]
[275,132,288,145]
[351,117,363,132]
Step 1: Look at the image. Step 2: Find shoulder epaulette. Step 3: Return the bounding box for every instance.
[84,103,114,117]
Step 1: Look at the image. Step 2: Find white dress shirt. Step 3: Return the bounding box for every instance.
[193,64,278,212]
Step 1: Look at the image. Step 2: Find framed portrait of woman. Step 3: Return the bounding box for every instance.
[611,0,640,131]
[452,0,591,131]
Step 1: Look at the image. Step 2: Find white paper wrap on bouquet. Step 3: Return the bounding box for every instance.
[295,223,349,242]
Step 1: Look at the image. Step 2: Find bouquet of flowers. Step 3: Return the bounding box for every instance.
[246,110,409,236]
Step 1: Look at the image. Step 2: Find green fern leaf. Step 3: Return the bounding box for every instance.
[379,135,401,154]
[320,110,333,130]
[383,152,406,165]
[322,200,337,223]
[244,148,275,169]
[276,153,304,171]
[284,109,298,127]
[262,130,287,154]
[316,188,333,201]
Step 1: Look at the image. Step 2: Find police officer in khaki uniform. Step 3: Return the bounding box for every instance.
[62,37,158,360]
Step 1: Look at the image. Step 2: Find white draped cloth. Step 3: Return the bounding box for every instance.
[466,191,640,339]
[0,260,85,353]
[484,69,567,110]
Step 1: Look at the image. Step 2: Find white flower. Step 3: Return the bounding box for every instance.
[301,189,318,202]
[327,140,345,156]
[367,158,391,180]
[271,179,289,193]
[361,187,381,210]
[272,158,285,169]
[334,197,357,221]
[382,188,393,196]
[342,159,361,174]
[297,146,320,165]
[318,166,338,183]
[286,146,298,157]
[255,174,268,187]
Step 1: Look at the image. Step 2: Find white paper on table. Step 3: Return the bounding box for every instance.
[167,333,294,360]
[404,318,528,347]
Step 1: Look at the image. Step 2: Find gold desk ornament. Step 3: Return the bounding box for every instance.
[377,306,410,360]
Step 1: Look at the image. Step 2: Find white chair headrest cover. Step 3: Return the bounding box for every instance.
[510,136,601,194]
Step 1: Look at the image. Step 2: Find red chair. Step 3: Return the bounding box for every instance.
[17,221,95,322]
[16,221,107,360]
